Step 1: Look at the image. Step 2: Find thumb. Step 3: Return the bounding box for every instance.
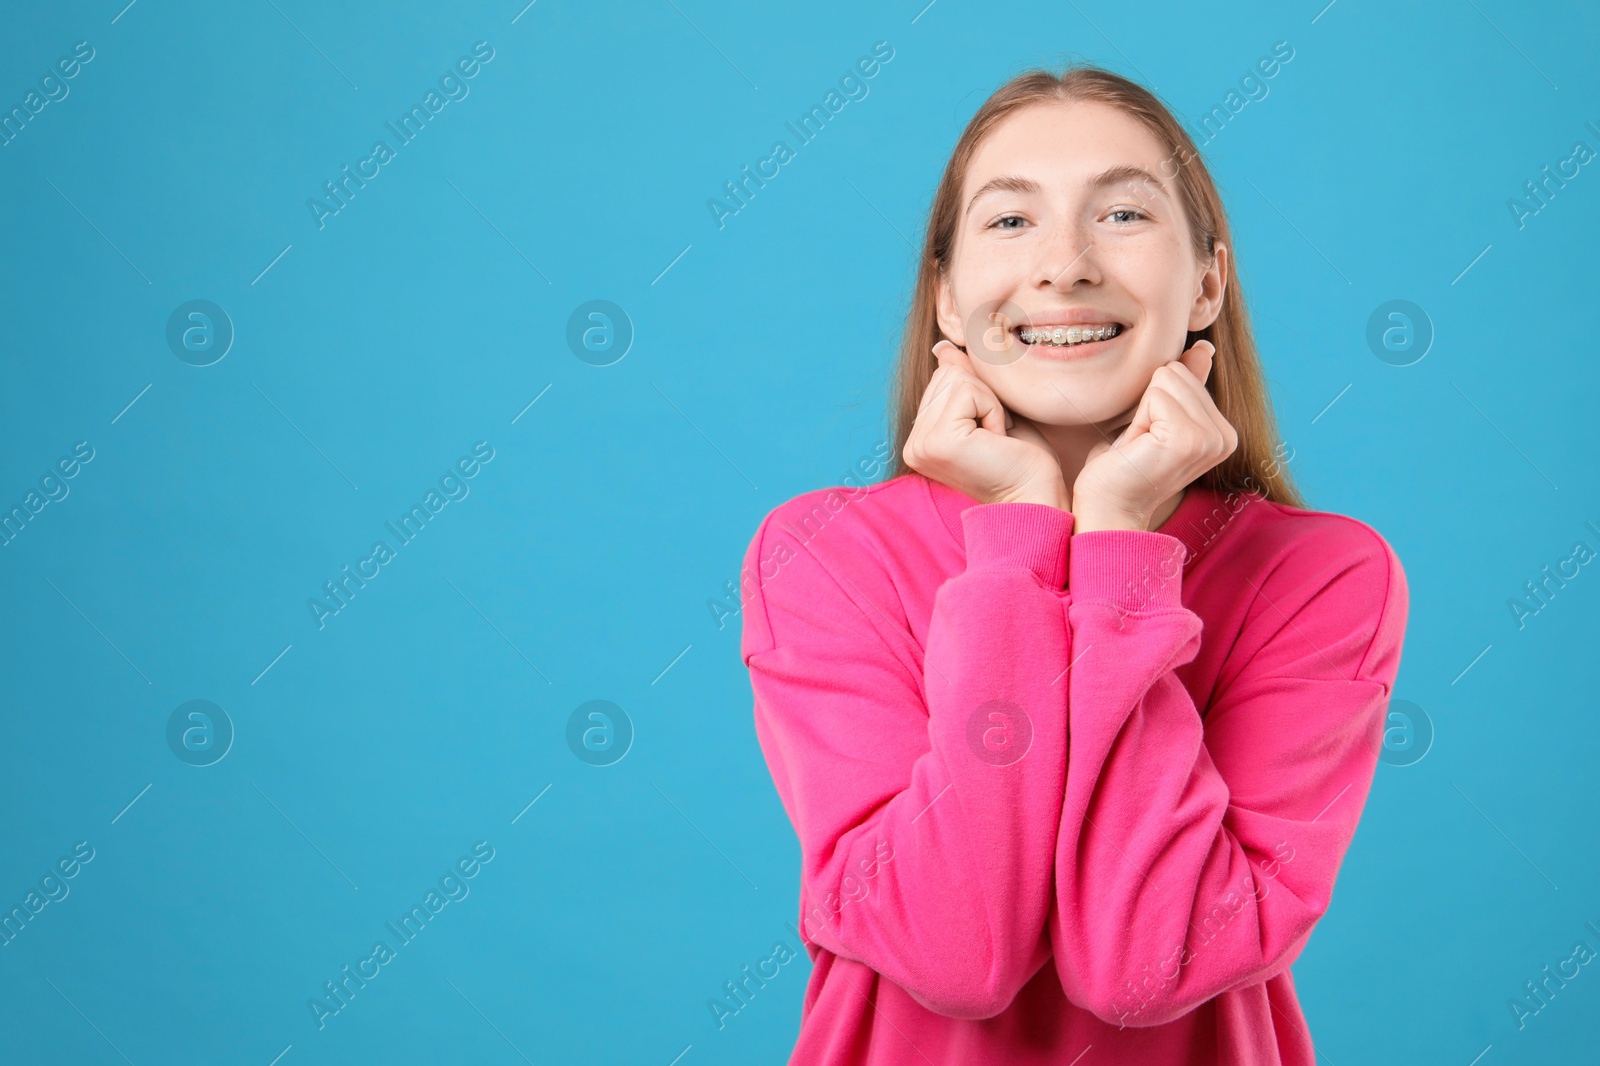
[1178,338,1216,386]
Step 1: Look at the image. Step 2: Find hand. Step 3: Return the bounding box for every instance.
[1072,339,1238,529]
[902,340,1069,508]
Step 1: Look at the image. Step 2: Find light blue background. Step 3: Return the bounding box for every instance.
[2,1,1597,1062]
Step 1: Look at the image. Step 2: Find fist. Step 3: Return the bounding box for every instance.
[902,340,1069,508]
[1073,339,1238,527]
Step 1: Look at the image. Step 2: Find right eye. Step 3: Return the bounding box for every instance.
[987,214,1027,230]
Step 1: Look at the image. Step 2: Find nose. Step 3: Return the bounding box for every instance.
[1036,218,1099,289]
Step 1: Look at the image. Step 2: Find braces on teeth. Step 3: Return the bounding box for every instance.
[1019,324,1121,346]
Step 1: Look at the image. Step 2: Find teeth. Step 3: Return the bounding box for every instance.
[1019,323,1121,347]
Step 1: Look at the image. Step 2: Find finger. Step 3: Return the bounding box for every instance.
[920,354,969,414]
[1144,376,1234,463]
[1176,339,1215,387]
[934,339,977,376]
[1008,411,1055,452]
[916,365,960,425]
[921,342,970,412]
[938,374,1006,435]
[1116,389,1154,445]
[918,365,949,414]
[929,342,1005,431]
[1149,363,1215,430]
[1096,399,1139,447]
[972,385,1007,435]
[1126,364,1198,440]
[1158,351,1234,439]
[1155,339,1222,417]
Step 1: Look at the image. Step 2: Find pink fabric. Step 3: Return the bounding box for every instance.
[739,473,1409,1064]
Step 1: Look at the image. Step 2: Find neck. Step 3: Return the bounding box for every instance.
[1035,421,1110,490]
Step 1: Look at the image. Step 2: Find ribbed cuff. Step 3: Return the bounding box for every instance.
[1068,529,1188,611]
[960,503,1073,590]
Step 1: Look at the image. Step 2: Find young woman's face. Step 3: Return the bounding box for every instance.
[935,99,1228,430]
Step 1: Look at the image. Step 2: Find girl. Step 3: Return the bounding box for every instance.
[739,64,1409,1064]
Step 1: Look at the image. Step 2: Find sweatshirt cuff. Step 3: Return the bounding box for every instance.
[960,503,1073,590]
[1067,529,1189,611]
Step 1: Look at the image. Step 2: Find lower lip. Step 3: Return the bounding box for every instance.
[1016,328,1127,359]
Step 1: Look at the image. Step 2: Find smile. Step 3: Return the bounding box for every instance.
[1016,323,1124,348]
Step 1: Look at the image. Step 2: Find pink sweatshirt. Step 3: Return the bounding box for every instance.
[739,473,1408,1064]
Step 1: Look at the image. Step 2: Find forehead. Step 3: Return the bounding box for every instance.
[964,99,1169,194]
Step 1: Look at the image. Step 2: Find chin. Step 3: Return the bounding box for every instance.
[1002,375,1132,428]
[1005,401,1096,429]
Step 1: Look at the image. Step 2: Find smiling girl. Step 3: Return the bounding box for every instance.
[740,65,1409,1064]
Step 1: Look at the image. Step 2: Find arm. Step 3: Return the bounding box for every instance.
[743,495,1076,1019]
[1047,520,1409,1027]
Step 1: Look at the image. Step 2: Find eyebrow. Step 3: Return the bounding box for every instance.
[964,165,1169,219]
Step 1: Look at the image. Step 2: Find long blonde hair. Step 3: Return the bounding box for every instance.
[886,63,1305,508]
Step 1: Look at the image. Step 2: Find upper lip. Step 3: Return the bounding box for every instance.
[1014,310,1128,330]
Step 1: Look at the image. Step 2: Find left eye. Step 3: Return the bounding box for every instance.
[988,214,1027,230]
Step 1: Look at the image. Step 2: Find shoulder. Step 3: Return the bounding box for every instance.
[738,474,936,661]
[1238,495,1403,581]
[1219,493,1410,685]
[742,474,934,568]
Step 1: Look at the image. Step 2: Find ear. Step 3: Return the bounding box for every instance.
[1186,242,1228,333]
[935,271,967,348]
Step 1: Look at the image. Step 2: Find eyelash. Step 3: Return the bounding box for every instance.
[987,208,1148,230]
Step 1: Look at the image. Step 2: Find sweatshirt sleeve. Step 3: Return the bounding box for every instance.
[741,494,1076,1020]
[1047,518,1409,1027]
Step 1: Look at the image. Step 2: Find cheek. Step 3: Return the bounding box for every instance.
[1116,250,1203,345]
[956,240,1029,297]
[1128,320,1188,368]
[1112,242,1190,312]
[970,363,1036,416]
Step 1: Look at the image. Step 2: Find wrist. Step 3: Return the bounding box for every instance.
[993,480,1070,511]
[1071,505,1149,534]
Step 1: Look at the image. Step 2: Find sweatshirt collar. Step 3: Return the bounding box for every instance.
[926,475,1249,569]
